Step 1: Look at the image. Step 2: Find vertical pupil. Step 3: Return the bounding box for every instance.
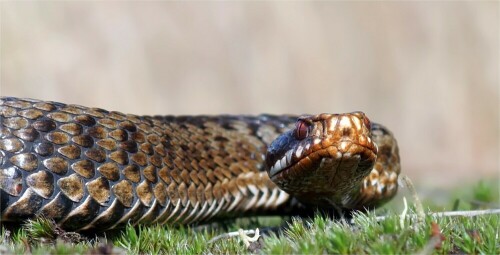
[296,121,307,139]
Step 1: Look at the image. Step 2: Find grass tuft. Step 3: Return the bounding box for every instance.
[23,217,57,243]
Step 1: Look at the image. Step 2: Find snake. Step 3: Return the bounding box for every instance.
[0,97,400,232]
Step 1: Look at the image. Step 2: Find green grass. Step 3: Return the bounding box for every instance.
[1,180,499,254]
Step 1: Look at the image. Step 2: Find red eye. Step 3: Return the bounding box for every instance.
[363,116,371,131]
[295,120,309,140]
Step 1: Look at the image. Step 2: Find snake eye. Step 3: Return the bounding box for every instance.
[295,120,309,140]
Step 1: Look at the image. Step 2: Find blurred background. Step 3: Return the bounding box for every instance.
[1,2,498,194]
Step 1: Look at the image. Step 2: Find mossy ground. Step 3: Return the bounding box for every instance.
[1,180,498,254]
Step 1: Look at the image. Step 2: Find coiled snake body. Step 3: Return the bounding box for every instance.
[0,97,400,231]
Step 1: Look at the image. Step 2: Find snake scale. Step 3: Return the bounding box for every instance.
[0,97,400,232]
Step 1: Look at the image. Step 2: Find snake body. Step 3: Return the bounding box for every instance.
[0,97,400,231]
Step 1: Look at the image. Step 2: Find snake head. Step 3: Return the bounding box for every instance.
[265,112,378,208]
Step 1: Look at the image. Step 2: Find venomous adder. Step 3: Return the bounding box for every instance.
[0,97,400,232]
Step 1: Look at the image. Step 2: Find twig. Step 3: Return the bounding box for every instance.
[239,228,260,248]
[208,229,257,244]
[365,208,500,223]
[402,176,425,222]
[430,208,500,217]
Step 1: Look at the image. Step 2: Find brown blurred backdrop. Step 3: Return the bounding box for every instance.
[1,2,498,192]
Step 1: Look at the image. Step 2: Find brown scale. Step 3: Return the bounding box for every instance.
[0,97,400,231]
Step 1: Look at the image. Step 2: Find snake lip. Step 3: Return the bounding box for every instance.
[268,149,293,177]
[269,161,292,178]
